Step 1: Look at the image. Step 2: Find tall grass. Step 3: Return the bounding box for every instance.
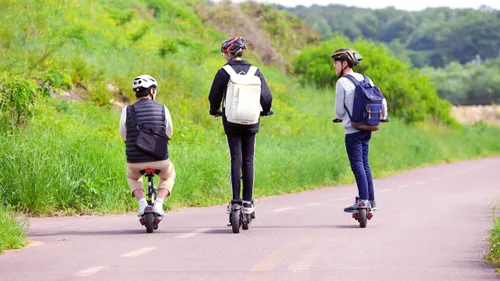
[1,90,499,215]
[0,206,27,254]
[486,219,500,274]
[485,200,500,273]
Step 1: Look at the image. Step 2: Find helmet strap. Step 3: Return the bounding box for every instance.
[341,59,355,76]
[340,62,349,77]
[149,88,157,100]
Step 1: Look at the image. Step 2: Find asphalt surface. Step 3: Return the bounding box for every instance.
[1,157,499,281]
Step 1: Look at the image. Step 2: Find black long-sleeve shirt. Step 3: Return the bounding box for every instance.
[208,60,273,134]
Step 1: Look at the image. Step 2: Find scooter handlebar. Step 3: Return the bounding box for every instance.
[210,109,274,118]
[261,110,274,117]
[332,118,390,123]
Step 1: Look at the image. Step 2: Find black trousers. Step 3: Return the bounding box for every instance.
[226,132,256,201]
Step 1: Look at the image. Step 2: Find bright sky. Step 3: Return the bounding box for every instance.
[224,0,499,11]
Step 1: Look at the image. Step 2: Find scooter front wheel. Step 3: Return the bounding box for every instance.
[242,213,251,230]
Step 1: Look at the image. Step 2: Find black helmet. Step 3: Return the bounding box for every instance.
[221,36,247,55]
[331,48,363,66]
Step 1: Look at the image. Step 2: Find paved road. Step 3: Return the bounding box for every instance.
[1,157,499,281]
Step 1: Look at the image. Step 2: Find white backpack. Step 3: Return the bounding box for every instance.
[223,65,263,125]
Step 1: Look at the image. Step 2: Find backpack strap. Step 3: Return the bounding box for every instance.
[342,74,359,86]
[128,104,140,130]
[246,66,258,76]
[340,75,357,121]
[223,65,258,77]
[343,99,353,121]
[344,74,371,85]
[222,65,238,77]
[363,75,377,87]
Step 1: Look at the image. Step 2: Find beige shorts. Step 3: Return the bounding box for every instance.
[126,159,175,196]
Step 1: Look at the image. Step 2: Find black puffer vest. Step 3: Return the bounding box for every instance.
[125,99,168,163]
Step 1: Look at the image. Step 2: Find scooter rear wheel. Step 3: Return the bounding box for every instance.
[358,209,367,228]
[231,210,241,234]
[145,213,154,233]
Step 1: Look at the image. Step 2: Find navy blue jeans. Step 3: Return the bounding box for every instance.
[345,131,374,201]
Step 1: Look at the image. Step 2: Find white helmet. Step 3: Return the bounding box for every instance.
[132,75,158,92]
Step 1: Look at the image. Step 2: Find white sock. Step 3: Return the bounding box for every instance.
[155,198,164,207]
[138,198,147,208]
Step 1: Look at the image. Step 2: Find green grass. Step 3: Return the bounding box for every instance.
[485,200,500,273]
[486,218,500,273]
[0,206,28,254]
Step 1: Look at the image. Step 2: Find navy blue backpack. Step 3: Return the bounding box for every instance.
[343,75,384,131]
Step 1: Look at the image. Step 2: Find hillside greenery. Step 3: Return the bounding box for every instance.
[280,4,500,68]
[422,59,500,105]
[293,35,456,125]
[195,0,321,72]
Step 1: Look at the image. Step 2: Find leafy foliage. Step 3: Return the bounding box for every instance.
[485,216,500,274]
[423,59,500,105]
[293,35,457,125]
[0,73,41,131]
[281,4,500,68]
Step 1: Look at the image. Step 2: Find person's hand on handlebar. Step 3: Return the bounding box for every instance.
[332,118,389,123]
[261,110,274,117]
[209,109,222,117]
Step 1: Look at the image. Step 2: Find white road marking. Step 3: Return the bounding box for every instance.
[273,207,294,212]
[455,165,483,175]
[120,247,156,257]
[175,228,212,239]
[379,189,392,193]
[397,184,409,189]
[305,202,321,206]
[75,266,105,277]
